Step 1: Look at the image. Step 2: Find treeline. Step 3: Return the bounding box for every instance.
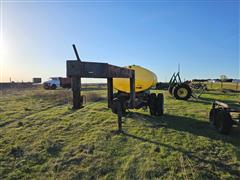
[192,79,235,82]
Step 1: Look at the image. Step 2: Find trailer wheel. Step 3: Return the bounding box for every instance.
[156,93,164,116]
[209,108,220,126]
[168,83,176,95]
[215,110,233,135]
[51,84,57,90]
[173,83,192,100]
[149,93,157,116]
[43,86,49,90]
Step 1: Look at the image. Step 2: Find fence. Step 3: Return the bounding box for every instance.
[206,82,239,91]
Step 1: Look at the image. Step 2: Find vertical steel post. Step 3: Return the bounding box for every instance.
[129,70,135,108]
[71,44,82,109]
[107,78,113,108]
[117,100,123,133]
[72,77,82,109]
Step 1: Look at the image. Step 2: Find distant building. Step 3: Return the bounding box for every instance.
[208,79,216,83]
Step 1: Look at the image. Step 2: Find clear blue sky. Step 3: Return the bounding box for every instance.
[0,0,239,82]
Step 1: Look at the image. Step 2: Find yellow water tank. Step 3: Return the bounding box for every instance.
[113,65,157,93]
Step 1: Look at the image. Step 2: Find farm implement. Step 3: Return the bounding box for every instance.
[67,45,163,133]
[168,72,207,100]
[209,101,240,134]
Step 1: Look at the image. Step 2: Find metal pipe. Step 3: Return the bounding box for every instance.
[72,44,81,61]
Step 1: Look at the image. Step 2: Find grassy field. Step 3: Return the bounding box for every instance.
[205,82,239,91]
[0,87,239,179]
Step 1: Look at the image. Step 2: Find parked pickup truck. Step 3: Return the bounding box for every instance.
[43,77,71,90]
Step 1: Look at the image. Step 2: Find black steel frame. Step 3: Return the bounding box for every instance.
[212,101,240,125]
[66,44,136,132]
[169,72,182,85]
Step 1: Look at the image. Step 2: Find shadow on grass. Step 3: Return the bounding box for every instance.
[188,96,240,108]
[127,112,240,147]
[123,131,240,177]
[122,112,240,177]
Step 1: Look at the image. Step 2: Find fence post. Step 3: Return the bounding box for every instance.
[236,82,239,91]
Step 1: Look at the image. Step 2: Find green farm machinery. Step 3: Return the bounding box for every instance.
[209,101,240,134]
[168,72,207,100]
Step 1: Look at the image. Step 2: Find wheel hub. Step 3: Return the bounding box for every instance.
[177,88,188,98]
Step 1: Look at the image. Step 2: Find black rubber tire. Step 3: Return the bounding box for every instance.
[43,85,50,90]
[149,93,157,116]
[209,108,220,126]
[168,84,176,95]
[51,84,57,90]
[173,83,192,100]
[156,93,164,116]
[215,110,233,135]
[111,98,126,115]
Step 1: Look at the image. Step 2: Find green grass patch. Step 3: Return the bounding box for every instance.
[0,88,239,179]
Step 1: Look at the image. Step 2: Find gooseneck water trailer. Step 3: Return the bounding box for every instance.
[66,44,164,132]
